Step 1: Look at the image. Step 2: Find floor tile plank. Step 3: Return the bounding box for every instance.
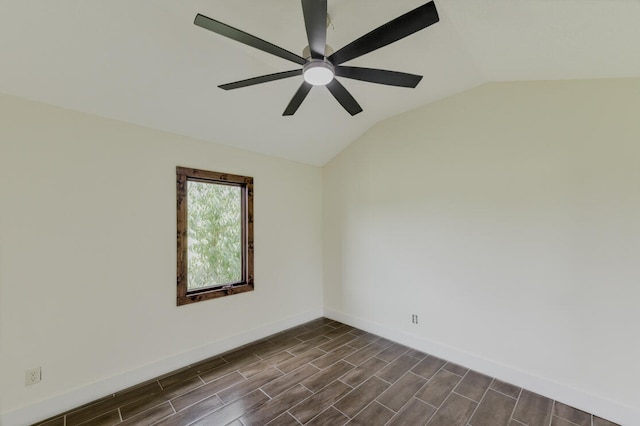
[442,362,469,376]
[265,412,301,426]
[34,417,65,426]
[344,342,386,366]
[223,341,277,363]
[255,338,302,359]
[376,343,410,363]
[118,402,174,426]
[490,379,521,399]
[275,348,325,373]
[289,380,352,424]
[239,351,293,378]
[306,407,349,426]
[159,357,227,389]
[296,324,336,341]
[348,328,368,337]
[188,391,268,426]
[217,367,283,403]
[324,324,356,339]
[411,356,447,380]
[153,395,224,426]
[551,416,580,426]
[406,349,428,360]
[170,372,245,412]
[415,370,462,407]
[553,401,592,426]
[120,376,202,419]
[593,416,621,426]
[241,384,312,426]
[318,332,359,352]
[311,344,358,369]
[76,410,120,426]
[260,363,320,398]
[387,398,436,426]
[347,401,394,425]
[287,335,330,356]
[334,376,390,418]
[268,326,311,344]
[347,333,380,349]
[427,392,476,426]
[199,353,261,383]
[302,360,355,393]
[454,370,493,402]
[341,357,388,388]
[512,390,554,426]
[469,389,516,426]
[376,354,420,384]
[377,372,427,411]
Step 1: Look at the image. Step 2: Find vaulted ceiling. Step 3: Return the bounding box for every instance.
[1,0,639,165]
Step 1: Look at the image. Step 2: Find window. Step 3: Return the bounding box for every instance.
[176,167,254,305]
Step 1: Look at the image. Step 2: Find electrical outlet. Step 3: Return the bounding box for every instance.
[25,367,41,385]
[411,314,419,324]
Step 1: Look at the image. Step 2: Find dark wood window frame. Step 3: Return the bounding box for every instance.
[176,166,254,306]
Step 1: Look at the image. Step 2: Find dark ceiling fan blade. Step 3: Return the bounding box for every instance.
[335,66,423,88]
[194,14,307,66]
[302,0,327,59]
[326,79,363,116]
[283,82,313,116]
[328,1,439,66]
[219,70,302,90]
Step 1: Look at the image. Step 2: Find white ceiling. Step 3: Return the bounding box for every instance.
[1,0,639,166]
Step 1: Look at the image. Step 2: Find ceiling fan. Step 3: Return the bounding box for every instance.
[194,1,439,116]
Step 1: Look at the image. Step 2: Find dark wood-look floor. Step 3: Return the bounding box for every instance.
[36,318,620,426]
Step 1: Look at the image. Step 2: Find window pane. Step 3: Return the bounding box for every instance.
[187,180,242,290]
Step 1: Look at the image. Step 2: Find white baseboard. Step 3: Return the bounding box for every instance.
[1,309,322,426]
[323,308,638,426]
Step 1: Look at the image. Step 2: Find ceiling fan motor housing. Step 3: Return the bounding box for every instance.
[302,44,334,60]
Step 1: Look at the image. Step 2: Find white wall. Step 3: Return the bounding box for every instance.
[323,79,640,425]
[0,94,323,424]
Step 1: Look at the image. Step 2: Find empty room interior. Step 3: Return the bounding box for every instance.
[1,0,639,425]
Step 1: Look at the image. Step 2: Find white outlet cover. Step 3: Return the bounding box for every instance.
[25,367,41,385]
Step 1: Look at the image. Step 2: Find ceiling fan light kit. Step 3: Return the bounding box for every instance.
[194,0,440,116]
[303,59,335,86]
